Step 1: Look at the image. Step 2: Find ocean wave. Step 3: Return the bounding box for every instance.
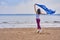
[0,21,60,24]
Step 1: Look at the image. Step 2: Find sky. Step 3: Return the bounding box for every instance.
[0,0,60,14]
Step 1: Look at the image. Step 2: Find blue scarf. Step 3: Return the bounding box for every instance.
[36,4,55,14]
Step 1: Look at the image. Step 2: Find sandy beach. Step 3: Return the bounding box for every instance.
[0,28,60,40]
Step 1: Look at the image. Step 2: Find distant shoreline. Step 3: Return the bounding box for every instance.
[0,14,60,16]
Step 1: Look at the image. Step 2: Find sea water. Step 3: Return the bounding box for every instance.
[0,14,60,28]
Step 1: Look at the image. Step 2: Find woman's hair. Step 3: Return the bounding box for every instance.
[37,8,41,14]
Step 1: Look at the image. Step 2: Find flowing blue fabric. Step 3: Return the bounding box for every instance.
[36,4,55,14]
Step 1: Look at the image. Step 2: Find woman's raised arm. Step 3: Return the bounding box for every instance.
[34,4,37,13]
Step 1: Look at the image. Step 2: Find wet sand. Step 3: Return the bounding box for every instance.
[0,28,60,40]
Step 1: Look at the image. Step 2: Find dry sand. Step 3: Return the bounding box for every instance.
[0,28,60,40]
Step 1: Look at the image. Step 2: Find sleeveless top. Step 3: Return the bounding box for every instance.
[36,14,40,19]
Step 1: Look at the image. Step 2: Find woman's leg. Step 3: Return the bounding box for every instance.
[36,18,41,29]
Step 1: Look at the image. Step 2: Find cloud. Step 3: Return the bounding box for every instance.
[0,0,34,14]
[0,0,60,14]
[0,0,32,6]
[0,0,21,6]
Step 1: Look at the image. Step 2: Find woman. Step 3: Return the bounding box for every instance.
[34,4,42,33]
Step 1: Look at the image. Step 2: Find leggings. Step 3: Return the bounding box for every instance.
[36,18,41,29]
